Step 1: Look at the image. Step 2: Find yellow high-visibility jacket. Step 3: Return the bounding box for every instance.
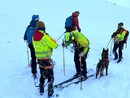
[64,30,89,54]
[33,30,57,59]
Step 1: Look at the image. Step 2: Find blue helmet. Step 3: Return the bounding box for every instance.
[32,15,39,21]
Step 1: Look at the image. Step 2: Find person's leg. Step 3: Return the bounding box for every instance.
[28,43,37,75]
[81,52,87,78]
[117,42,124,63]
[74,49,80,77]
[113,43,118,60]
[39,67,45,94]
[47,69,54,96]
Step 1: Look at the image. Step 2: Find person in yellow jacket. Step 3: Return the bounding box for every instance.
[62,30,89,80]
[111,22,127,63]
[32,21,58,96]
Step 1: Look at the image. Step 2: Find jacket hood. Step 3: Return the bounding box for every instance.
[33,30,44,41]
[72,12,78,17]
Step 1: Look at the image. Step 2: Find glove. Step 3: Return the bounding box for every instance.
[78,29,81,32]
[111,35,114,38]
[79,52,85,57]
[111,32,117,38]
[62,42,65,47]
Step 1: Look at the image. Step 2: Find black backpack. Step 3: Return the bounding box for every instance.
[124,30,129,43]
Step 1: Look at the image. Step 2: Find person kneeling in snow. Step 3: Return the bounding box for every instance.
[32,21,58,96]
[62,30,90,80]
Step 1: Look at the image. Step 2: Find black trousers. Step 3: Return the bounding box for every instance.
[39,67,54,84]
[28,43,37,74]
[113,42,123,59]
[74,48,88,76]
[38,60,54,84]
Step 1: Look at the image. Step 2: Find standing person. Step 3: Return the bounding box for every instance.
[65,11,81,32]
[62,30,89,80]
[111,22,128,63]
[32,21,58,96]
[23,15,39,78]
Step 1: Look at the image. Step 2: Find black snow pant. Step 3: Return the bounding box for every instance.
[113,41,124,59]
[28,43,37,74]
[74,47,88,77]
[38,59,54,85]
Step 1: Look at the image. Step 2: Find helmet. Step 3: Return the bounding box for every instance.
[32,15,39,21]
[118,22,124,26]
[75,11,80,15]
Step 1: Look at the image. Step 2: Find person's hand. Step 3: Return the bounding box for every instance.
[111,35,114,38]
[62,42,65,47]
[111,32,116,38]
[78,29,81,32]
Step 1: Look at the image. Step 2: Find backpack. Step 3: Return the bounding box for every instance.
[123,30,129,43]
[65,16,73,28]
[26,25,35,43]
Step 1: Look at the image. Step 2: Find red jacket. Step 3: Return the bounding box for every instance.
[72,12,80,31]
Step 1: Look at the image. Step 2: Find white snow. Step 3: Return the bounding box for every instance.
[0,0,130,98]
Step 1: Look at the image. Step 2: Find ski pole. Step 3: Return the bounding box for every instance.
[56,33,64,42]
[110,39,113,57]
[66,46,74,53]
[79,57,82,90]
[26,42,30,66]
[125,43,127,49]
[62,39,66,76]
[106,38,112,49]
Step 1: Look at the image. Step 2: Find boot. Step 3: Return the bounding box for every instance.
[73,73,80,78]
[39,83,44,95]
[113,57,118,60]
[33,73,37,79]
[48,83,54,97]
[117,59,121,63]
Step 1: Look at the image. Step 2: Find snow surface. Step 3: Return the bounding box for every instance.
[0,0,130,98]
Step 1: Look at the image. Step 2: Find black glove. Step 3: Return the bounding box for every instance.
[62,42,65,47]
[111,32,117,38]
[78,29,81,32]
[111,34,114,38]
[123,39,126,43]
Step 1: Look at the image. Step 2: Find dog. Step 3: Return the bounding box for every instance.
[96,48,109,78]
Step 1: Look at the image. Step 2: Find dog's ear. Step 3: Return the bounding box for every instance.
[106,48,109,52]
[103,48,105,52]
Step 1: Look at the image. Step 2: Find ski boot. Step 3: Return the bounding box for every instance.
[39,83,44,95]
[117,58,121,63]
[33,73,37,79]
[48,83,54,97]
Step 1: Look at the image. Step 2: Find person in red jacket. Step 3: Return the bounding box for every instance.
[72,11,81,32]
[65,11,81,33]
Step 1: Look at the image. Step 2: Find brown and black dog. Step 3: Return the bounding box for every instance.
[96,48,109,78]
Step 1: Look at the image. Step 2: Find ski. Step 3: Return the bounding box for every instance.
[57,74,94,89]
[53,76,78,88]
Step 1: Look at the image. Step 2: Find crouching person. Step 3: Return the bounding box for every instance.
[62,30,90,80]
[32,21,58,96]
